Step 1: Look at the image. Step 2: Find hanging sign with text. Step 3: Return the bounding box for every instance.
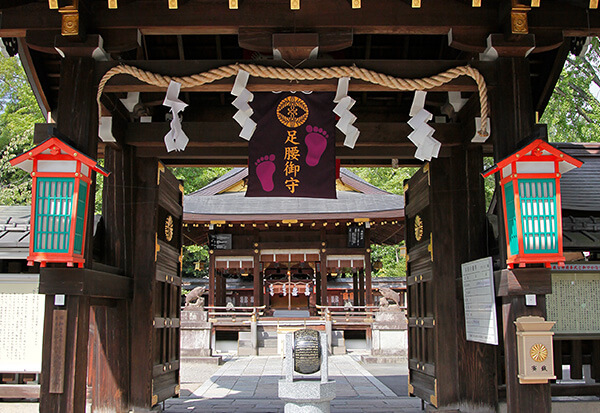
[246,92,336,199]
[461,257,498,345]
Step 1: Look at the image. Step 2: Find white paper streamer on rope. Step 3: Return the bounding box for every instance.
[163,81,189,152]
[231,70,256,141]
[407,101,442,162]
[333,78,360,149]
[410,91,427,116]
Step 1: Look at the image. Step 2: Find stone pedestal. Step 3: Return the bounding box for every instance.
[180,308,211,357]
[371,305,408,357]
[279,330,336,413]
[278,380,336,413]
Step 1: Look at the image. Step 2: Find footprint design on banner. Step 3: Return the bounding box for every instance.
[255,154,276,192]
[305,125,328,167]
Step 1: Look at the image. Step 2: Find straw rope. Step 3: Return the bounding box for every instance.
[97,63,489,138]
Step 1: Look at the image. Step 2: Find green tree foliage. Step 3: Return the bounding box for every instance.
[348,167,415,278]
[0,56,44,204]
[171,166,232,194]
[171,167,232,278]
[542,38,600,143]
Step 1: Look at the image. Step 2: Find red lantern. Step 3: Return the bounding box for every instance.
[10,136,109,268]
[482,139,582,269]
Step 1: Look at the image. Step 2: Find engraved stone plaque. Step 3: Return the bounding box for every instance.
[293,328,322,374]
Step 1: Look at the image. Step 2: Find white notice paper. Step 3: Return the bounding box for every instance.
[461,257,498,345]
[0,275,45,372]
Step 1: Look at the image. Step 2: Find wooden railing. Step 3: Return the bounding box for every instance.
[315,304,381,323]
[206,305,265,323]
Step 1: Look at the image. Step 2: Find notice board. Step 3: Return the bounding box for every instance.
[461,257,498,345]
[0,274,44,372]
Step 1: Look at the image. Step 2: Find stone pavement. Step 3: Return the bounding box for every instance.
[165,355,423,413]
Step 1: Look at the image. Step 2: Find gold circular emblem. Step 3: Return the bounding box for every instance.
[414,215,424,242]
[530,343,548,363]
[165,215,174,242]
[276,96,309,128]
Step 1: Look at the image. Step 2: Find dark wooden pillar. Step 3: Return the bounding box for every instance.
[253,250,261,308]
[215,272,223,306]
[352,270,359,306]
[40,56,97,413]
[365,238,373,306]
[320,250,328,306]
[219,273,227,306]
[208,253,215,307]
[489,57,550,412]
[358,269,365,306]
[498,269,552,413]
[450,145,498,409]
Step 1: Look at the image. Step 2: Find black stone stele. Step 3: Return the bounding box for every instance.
[293,329,322,374]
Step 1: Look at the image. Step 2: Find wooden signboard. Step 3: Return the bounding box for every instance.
[461,257,498,345]
[49,309,67,394]
[209,234,232,250]
[347,225,365,248]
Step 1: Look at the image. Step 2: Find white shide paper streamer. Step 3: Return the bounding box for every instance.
[407,91,442,162]
[231,70,256,141]
[334,78,360,149]
[163,81,189,152]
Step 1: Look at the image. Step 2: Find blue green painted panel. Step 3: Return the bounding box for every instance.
[34,178,74,253]
[518,179,559,254]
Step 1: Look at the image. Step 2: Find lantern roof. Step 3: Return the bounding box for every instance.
[9,136,110,177]
[482,139,583,178]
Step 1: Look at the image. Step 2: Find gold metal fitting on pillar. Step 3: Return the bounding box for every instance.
[58,0,79,36]
[510,0,531,35]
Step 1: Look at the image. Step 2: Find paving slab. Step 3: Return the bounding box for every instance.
[165,355,422,413]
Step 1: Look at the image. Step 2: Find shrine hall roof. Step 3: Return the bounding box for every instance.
[0,205,30,259]
[183,168,404,221]
[554,142,600,212]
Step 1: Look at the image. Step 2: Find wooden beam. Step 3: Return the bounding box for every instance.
[124,122,465,147]
[39,268,132,299]
[0,0,497,36]
[96,59,480,93]
[3,1,600,38]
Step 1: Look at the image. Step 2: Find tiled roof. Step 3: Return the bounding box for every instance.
[0,205,30,259]
[554,142,600,212]
[184,168,404,219]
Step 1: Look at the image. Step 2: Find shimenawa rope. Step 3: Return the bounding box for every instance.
[97,63,489,138]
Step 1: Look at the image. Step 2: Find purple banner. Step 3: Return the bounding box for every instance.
[247,92,336,199]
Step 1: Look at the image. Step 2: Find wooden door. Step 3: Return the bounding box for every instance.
[405,165,438,406]
[130,160,183,410]
[152,164,183,406]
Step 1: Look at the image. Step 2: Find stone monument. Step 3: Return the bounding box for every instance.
[279,328,336,413]
[369,287,408,359]
[181,286,218,378]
